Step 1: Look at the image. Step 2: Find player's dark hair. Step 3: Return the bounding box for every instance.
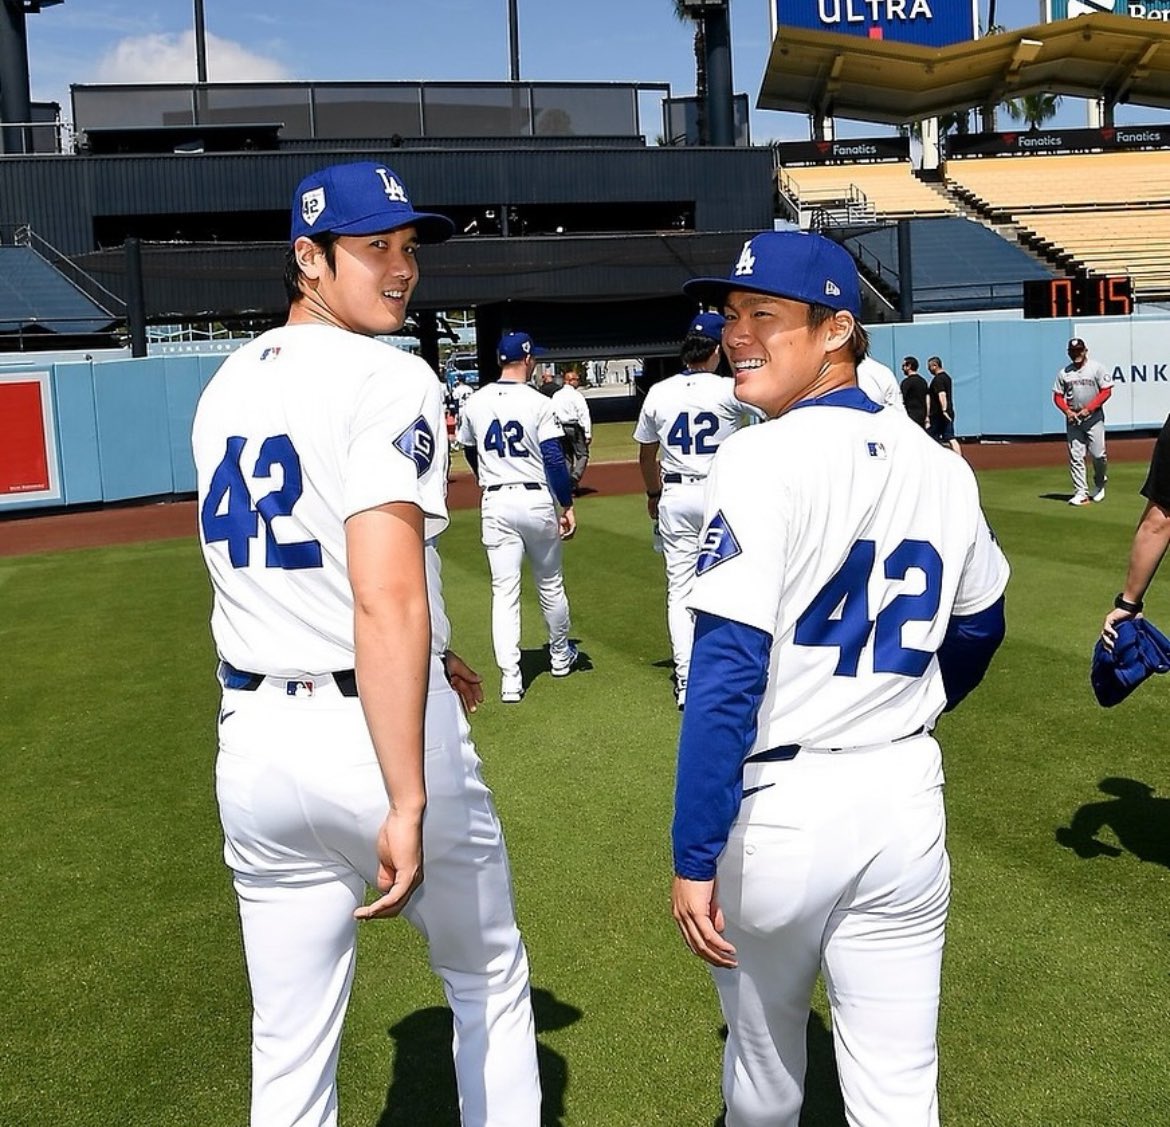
[806,303,869,364]
[927,355,942,369]
[284,231,340,303]
[680,332,720,370]
[902,355,920,372]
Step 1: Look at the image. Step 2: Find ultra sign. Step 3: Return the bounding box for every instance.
[772,0,978,45]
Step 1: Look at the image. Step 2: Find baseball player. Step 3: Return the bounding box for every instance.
[671,231,1010,1127]
[550,368,592,491]
[458,332,578,702]
[1054,336,1113,505]
[192,162,540,1127]
[633,311,758,708]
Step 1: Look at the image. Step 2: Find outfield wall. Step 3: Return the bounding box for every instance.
[2,315,1168,514]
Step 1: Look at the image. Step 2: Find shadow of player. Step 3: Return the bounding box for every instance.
[1056,777,1170,867]
[711,1011,847,1127]
[375,985,581,1126]
[518,641,592,688]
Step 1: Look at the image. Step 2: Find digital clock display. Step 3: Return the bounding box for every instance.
[1023,275,1134,319]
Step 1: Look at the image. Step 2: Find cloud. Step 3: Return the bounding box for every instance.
[94,30,292,84]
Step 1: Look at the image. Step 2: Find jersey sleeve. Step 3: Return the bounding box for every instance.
[1095,361,1114,392]
[1141,414,1170,510]
[345,362,448,532]
[1053,370,1067,397]
[688,437,787,636]
[455,400,476,446]
[633,389,660,443]
[952,509,1011,617]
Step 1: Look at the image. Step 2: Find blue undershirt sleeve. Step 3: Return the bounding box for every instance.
[540,438,573,507]
[673,611,772,881]
[937,596,1006,712]
[463,445,479,479]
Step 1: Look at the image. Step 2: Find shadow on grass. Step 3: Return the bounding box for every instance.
[1040,492,1078,503]
[518,641,592,690]
[1056,777,1170,867]
[711,1011,847,1127]
[376,986,581,1126]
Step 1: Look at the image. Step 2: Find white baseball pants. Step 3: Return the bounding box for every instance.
[658,479,706,687]
[1066,413,1107,496]
[712,734,949,1127]
[214,656,540,1127]
[480,487,571,677]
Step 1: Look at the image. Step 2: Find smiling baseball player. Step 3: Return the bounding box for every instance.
[671,231,1010,1126]
[634,311,758,708]
[458,332,578,702]
[193,162,539,1126]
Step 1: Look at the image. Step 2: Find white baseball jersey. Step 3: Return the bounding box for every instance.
[457,381,564,487]
[691,391,1009,750]
[550,383,592,439]
[856,357,906,414]
[1054,358,1112,412]
[633,371,754,479]
[452,381,475,410]
[193,323,448,676]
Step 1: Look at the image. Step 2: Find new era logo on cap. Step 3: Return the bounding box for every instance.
[290,162,454,244]
[683,231,862,317]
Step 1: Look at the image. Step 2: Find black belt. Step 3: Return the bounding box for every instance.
[663,472,705,484]
[745,726,927,763]
[485,482,542,492]
[219,660,358,698]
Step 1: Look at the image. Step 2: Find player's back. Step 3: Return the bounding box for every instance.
[193,323,446,675]
[635,371,748,478]
[459,381,561,487]
[697,394,1007,750]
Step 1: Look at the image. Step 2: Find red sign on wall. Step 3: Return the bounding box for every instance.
[0,375,56,498]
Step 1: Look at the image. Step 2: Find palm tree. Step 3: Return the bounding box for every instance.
[1004,92,1063,131]
[672,1,707,144]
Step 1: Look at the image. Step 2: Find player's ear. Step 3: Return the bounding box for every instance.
[822,310,855,355]
[293,235,329,283]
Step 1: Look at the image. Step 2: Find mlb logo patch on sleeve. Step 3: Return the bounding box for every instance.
[696,511,742,576]
[394,416,436,476]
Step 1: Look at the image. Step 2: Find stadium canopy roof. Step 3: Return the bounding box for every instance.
[759,12,1170,124]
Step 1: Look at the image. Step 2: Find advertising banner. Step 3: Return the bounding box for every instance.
[0,371,61,505]
[946,124,1170,157]
[1072,321,1170,430]
[1047,0,1170,22]
[772,0,978,46]
[776,136,911,164]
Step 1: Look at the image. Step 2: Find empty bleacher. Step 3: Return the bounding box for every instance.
[779,161,959,223]
[944,151,1170,298]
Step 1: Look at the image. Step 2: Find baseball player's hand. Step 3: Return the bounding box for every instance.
[646,494,660,521]
[444,649,484,714]
[671,876,737,969]
[355,810,424,921]
[559,507,576,540]
[1101,606,1140,651]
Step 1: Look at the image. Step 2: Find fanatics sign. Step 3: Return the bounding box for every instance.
[772,0,977,45]
[1047,0,1170,21]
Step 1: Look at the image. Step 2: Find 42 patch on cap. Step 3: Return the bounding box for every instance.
[696,510,742,576]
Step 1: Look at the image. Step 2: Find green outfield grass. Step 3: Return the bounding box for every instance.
[3,464,1169,1126]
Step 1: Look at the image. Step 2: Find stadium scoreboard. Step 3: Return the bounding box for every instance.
[1022,275,1134,319]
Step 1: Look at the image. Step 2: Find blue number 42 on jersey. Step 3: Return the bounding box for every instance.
[200,434,322,570]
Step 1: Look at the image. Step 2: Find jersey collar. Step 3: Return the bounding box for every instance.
[788,387,881,414]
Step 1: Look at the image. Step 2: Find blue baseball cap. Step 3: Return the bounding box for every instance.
[497,331,547,365]
[684,231,861,317]
[688,311,726,342]
[290,162,454,244]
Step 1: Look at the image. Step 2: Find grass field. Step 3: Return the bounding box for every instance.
[3,463,1170,1126]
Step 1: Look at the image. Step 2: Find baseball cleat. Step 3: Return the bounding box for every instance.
[1068,493,1091,506]
[551,642,579,677]
[1091,487,1106,502]
[500,672,524,703]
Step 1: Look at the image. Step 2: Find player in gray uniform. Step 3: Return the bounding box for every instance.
[458,332,578,702]
[1053,336,1113,505]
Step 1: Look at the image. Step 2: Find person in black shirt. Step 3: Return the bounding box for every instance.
[900,356,929,429]
[927,355,962,455]
[1101,416,1170,646]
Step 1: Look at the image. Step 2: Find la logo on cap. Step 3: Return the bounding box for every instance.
[301,187,326,227]
[734,241,756,277]
[375,168,409,203]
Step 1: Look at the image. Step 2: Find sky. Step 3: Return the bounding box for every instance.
[23,0,1170,144]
